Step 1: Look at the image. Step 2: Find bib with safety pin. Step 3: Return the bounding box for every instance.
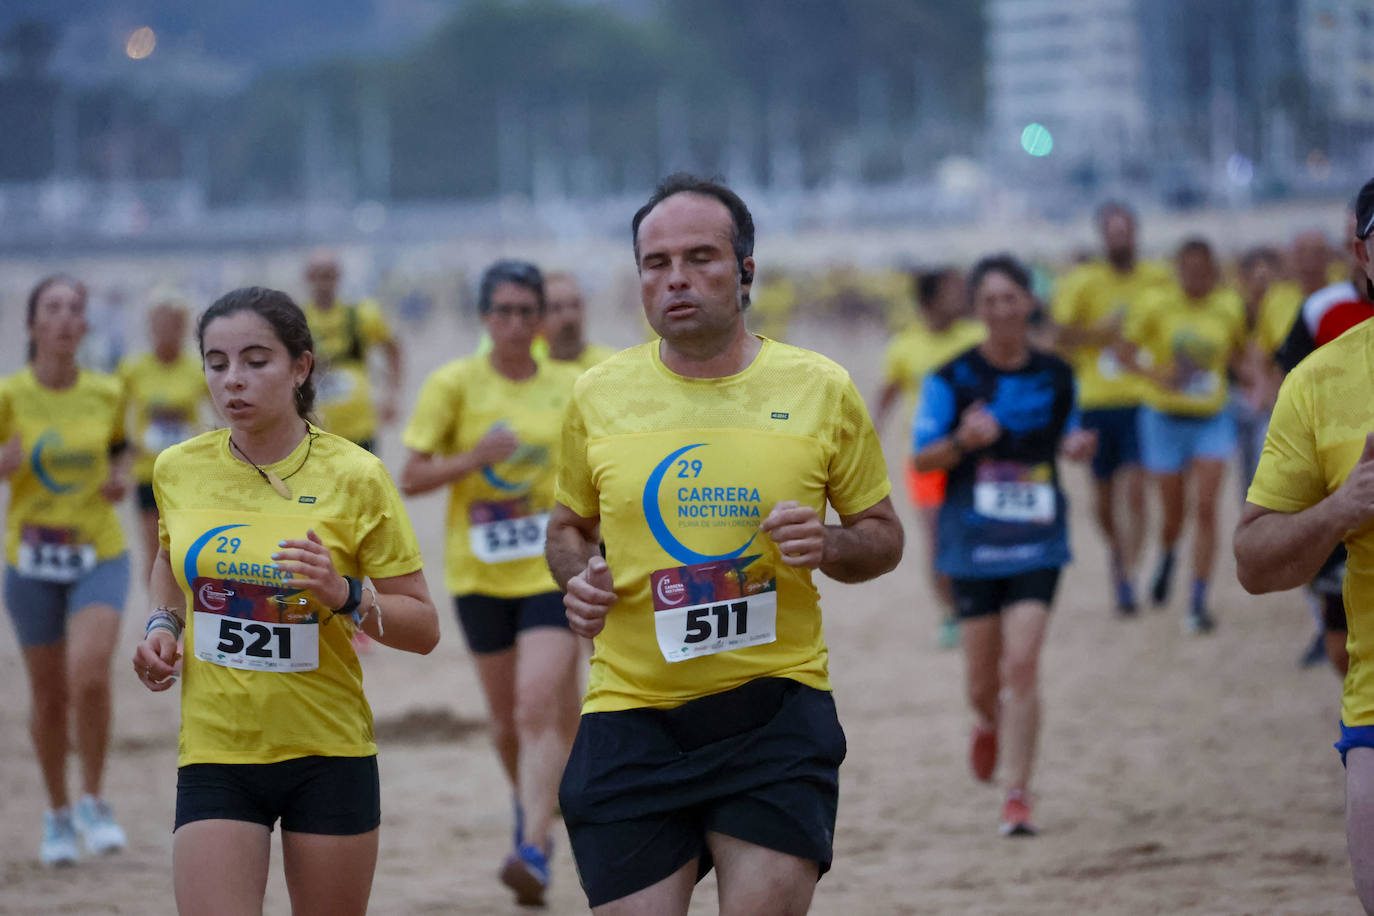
[469,498,548,564]
[972,460,1056,525]
[651,554,778,663]
[143,413,193,453]
[17,525,96,584]
[190,576,320,672]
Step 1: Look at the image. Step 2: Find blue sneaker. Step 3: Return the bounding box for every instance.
[500,841,550,907]
[41,808,79,867]
[73,795,126,855]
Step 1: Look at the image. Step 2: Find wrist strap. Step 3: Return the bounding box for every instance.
[335,576,363,615]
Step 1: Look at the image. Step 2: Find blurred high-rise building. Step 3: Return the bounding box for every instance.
[1300,0,1374,126]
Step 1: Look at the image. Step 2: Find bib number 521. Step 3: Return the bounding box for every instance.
[216,619,292,658]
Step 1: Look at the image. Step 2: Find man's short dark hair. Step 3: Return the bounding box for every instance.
[632,173,755,305]
[1095,199,1136,228]
[914,267,957,310]
[1176,236,1214,262]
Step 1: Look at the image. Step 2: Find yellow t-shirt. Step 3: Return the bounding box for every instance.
[1252,282,1304,356]
[403,356,578,597]
[1051,260,1173,409]
[881,318,987,399]
[549,343,616,373]
[0,368,126,568]
[304,301,393,445]
[118,351,208,484]
[556,338,892,713]
[1129,286,1246,416]
[155,426,423,766]
[1247,320,1374,726]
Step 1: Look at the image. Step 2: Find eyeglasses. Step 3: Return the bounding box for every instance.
[489,304,541,320]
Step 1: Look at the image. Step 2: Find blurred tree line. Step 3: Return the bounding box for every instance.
[0,0,985,202]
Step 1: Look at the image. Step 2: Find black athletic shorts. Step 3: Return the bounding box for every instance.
[174,755,380,834]
[951,567,1061,620]
[137,482,158,512]
[559,677,846,908]
[453,591,569,654]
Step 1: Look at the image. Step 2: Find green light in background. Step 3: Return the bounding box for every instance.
[1020,123,1053,157]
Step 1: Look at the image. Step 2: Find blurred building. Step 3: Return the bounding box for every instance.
[1301,0,1374,125]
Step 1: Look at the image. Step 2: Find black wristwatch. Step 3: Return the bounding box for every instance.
[335,576,363,615]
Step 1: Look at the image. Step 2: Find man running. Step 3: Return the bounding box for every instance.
[545,173,904,914]
[542,272,616,371]
[301,251,403,453]
[1051,202,1171,615]
[1236,176,1374,913]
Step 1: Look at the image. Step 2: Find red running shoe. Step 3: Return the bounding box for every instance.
[969,723,997,782]
[999,789,1037,837]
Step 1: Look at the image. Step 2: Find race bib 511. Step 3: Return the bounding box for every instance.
[651,554,778,663]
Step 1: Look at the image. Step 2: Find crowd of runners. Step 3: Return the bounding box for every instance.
[4,172,1374,913]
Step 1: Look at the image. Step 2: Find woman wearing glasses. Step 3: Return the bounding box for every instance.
[401,260,582,907]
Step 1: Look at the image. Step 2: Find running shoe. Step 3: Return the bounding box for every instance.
[936,617,960,650]
[999,790,1037,837]
[73,795,126,855]
[500,841,550,907]
[1182,608,1217,635]
[41,808,79,867]
[1150,553,1175,607]
[969,723,997,783]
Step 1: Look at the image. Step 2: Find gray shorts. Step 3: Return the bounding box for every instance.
[4,553,130,647]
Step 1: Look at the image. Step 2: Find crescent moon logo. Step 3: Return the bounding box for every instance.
[655,574,685,606]
[642,444,758,566]
[184,524,249,588]
[30,431,76,494]
[481,465,530,493]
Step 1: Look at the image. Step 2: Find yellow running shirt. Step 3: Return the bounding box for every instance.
[403,356,579,597]
[556,338,892,713]
[154,426,423,766]
[118,351,208,485]
[1051,260,1172,409]
[0,368,126,569]
[1248,320,1374,726]
[881,318,987,400]
[1252,282,1304,357]
[1129,286,1246,417]
[304,301,393,444]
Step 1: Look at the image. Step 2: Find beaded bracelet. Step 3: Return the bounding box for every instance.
[359,584,384,637]
[145,607,184,640]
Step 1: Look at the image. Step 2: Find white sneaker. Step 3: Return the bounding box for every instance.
[41,808,79,867]
[73,796,126,855]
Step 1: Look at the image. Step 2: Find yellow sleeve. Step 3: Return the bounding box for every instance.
[109,376,128,448]
[354,461,424,579]
[1050,270,1086,326]
[826,376,893,516]
[1246,371,1326,513]
[553,394,598,518]
[0,381,12,442]
[1124,293,1157,348]
[401,367,459,456]
[153,452,170,550]
[881,338,908,388]
[357,302,393,347]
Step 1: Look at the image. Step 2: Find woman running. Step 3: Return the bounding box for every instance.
[1128,238,1247,633]
[401,260,582,907]
[2,275,132,865]
[131,287,439,915]
[119,300,208,579]
[913,255,1095,836]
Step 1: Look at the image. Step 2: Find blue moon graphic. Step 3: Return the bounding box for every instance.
[481,465,528,493]
[30,431,76,494]
[183,524,249,588]
[642,443,759,566]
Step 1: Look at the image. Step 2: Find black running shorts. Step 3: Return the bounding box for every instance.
[453,591,569,654]
[174,755,380,835]
[951,566,1061,620]
[559,677,846,908]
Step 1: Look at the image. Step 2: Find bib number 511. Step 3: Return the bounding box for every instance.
[216,619,293,659]
[684,601,748,643]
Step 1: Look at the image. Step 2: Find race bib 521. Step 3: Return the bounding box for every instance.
[190,576,319,672]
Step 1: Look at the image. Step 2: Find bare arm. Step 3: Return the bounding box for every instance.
[872,382,902,434]
[399,426,517,496]
[132,545,185,691]
[545,503,615,639]
[913,399,1000,473]
[377,337,403,424]
[1234,501,1351,593]
[358,568,439,654]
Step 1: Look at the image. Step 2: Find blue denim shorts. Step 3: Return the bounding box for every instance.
[1138,407,1236,474]
[4,553,130,647]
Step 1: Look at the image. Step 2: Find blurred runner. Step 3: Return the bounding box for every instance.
[913,254,1095,837]
[542,271,616,370]
[1232,246,1284,499]
[401,260,582,907]
[2,276,132,865]
[132,286,439,916]
[546,174,903,913]
[874,267,985,649]
[302,251,402,454]
[1127,239,1246,634]
[1051,202,1171,616]
[1235,175,1374,914]
[118,300,208,580]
